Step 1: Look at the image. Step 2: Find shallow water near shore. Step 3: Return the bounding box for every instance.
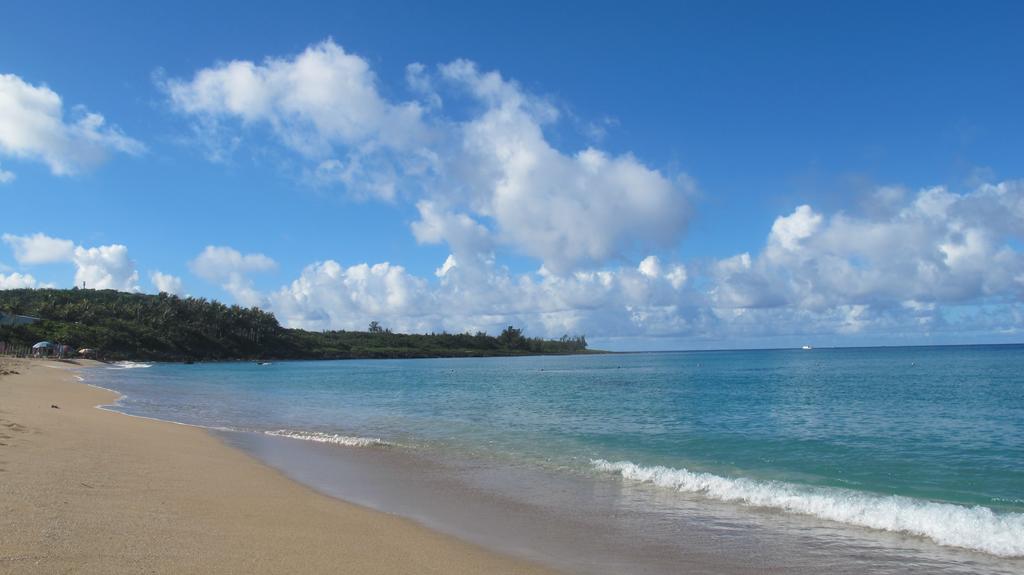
[87,346,1024,574]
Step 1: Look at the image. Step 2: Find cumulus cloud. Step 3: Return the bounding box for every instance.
[72,244,139,291]
[247,180,1024,344]
[189,245,276,279]
[638,255,687,289]
[405,62,442,110]
[150,271,184,295]
[189,245,276,306]
[418,60,692,273]
[1,232,140,291]
[709,181,1024,334]
[3,232,75,264]
[266,251,694,340]
[270,260,431,332]
[163,39,432,200]
[165,39,427,152]
[0,73,144,176]
[411,200,493,268]
[0,272,40,289]
[166,42,693,271]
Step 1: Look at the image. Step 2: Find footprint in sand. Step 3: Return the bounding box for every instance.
[2,421,27,433]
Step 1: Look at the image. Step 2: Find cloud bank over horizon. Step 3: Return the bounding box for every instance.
[4,179,1024,347]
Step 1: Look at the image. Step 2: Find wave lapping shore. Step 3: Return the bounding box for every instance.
[592,459,1024,557]
[264,429,395,448]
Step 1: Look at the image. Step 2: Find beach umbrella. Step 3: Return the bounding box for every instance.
[32,341,53,349]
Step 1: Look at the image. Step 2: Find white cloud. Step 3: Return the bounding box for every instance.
[165,39,426,151]
[150,271,184,295]
[1,232,140,292]
[0,73,144,176]
[0,163,14,183]
[260,181,1024,344]
[0,272,39,289]
[426,59,693,273]
[164,39,431,200]
[405,62,442,110]
[270,260,431,332]
[767,204,822,252]
[435,254,458,278]
[72,244,139,291]
[266,251,693,340]
[189,245,277,306]
[308,154,406,201]
[666,264,688,290]
[189,245,276,280]
[708,181,1024,335]
[2,232,75,264]
[638,255,661,278]
[411,200,493,267]
[167,43,693,271]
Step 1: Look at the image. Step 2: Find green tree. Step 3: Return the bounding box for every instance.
[498,325,525,349]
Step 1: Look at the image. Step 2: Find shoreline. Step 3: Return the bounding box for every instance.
[0,358,558,574]
[83,355,1024,575]
[7,356,1020,575]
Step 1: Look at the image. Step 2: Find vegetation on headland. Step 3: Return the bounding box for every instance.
[0,288,594,361]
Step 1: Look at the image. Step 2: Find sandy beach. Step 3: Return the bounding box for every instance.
[0,358,557,575]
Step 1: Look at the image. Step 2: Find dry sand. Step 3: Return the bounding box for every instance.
[0,358,558,574]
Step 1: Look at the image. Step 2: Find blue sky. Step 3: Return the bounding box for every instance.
[2,1,1023,350]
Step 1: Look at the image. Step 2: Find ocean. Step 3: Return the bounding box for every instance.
[86,346,1024,574]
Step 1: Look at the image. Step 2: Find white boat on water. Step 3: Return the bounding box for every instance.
[801,345,813,350]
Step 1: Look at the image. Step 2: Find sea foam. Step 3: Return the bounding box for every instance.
[264,429,392,448]
[592,459,1024,557]
[107,361,154,369]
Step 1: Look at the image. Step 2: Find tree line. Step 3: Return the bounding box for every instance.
[0,288,593,361]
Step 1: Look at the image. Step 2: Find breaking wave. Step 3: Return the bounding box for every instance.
[264,429,393,448]
[107,361,153,369]
[592,459,1024,557]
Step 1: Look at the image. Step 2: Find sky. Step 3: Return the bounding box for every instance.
[1,0,1023,350]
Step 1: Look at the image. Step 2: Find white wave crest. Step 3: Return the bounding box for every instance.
[107,361,153,369]
[264,430,392,448]
[592,459,1024,557]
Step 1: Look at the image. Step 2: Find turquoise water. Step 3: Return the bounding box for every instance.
[88,346,1024,560]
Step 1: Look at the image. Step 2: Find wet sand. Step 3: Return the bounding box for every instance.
[224,425,1024,575]
[0,358,557,575]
